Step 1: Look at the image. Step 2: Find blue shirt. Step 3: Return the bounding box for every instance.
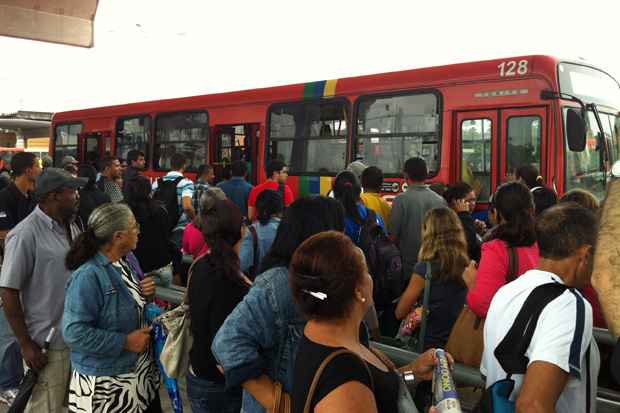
[239,217,280,273]
[217,177,253,217]
[345,203,386,246]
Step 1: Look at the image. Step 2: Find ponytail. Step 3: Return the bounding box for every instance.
[333,171,363,224]
[65,229,105,270]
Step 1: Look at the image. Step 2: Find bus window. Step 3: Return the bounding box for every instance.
[355,92,440,176]
[461,119,492,200]
[54,123,81,166]
[506,116,541,176]
[116,116,151,166]
[154,111,208,172]
[268,101,348,174]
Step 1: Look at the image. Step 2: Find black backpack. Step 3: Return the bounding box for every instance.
[153,176,183,233]
[357,209,404,311]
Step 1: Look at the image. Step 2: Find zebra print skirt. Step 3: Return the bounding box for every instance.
[68,349,160,412]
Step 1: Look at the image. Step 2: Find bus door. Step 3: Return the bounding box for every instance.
[212,124,260,184]
[78,131,112,166]
[499,107,547,185]
[456,111,499,203]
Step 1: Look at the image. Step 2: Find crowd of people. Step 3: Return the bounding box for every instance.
[0,149,612,413]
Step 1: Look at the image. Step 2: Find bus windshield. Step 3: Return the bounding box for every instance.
[564,108,619,199]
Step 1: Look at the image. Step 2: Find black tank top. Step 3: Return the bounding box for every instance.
[292,334,399,412]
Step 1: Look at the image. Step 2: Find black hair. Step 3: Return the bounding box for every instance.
[200,199,244,282]
[266,159,286,178]
[492,181,537,247]
[197,164,213,177]
[332,170,363,224]
[231,160,248,177]
[171,153,187,170]
[78,164,98,189]
[289,231,365,321]
[559,189,599,212]
[404,157,428,182]
[99,156,118,171]
[515,164,543,189]
[261,196,345,272]
[127,150,145,164]
[536,203,598,259]
[125,176,161,220]
[256,190,283,225]
[531,186,558,216]
[11,152,37,177]
[361,166,383,192]
[443,182,474,205]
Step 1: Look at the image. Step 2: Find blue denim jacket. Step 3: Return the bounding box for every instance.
[63,252,142,376]
[212,266,305,413]
[239,218,280,274]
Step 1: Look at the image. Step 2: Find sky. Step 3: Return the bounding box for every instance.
[1,0,619,114]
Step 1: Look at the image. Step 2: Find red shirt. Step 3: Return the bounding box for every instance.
[466,239,540,318]
[247,180,294,208]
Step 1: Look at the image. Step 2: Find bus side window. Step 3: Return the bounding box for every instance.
[461,118,491,200]
[506,116,541,177]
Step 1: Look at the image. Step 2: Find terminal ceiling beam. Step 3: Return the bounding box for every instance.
[0,0,98,47]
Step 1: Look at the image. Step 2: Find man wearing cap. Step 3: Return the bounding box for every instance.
[61,155,79,177]
[0,168,85,412]
[0,152,41,406]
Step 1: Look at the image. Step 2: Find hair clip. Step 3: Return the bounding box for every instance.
[303,289,327,300]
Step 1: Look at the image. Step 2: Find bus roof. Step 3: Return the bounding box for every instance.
[52,55,613,122]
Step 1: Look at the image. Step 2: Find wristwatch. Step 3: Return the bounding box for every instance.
[402,370,416,384]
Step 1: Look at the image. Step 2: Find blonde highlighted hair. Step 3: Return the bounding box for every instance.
[418,207,469,282]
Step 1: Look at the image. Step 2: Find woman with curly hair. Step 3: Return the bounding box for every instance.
[395,207,469,349]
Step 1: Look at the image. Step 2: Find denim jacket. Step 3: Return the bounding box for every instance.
[63,252,142,376]
[212,266,305,413]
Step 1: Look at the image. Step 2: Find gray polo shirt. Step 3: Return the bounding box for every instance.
[388,184,446,275]
[0,206,81,349]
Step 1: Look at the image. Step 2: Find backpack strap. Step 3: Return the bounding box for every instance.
[494,282,568,375]
[303,348,374,413]
[506,246,519,283]
[416,262,433,353]
[247,225,259,277]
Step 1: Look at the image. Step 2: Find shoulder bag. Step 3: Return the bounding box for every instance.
[445,247,518,368]
[156,252,208,379]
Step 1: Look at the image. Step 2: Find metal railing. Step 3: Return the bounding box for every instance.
[155,285,620,412]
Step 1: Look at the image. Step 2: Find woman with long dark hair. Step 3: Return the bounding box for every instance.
[212,196,346,413]
[186,199,249,412]
[76,164,110,224]
[332,170,385,246]
[464,182,539,317]
[63,203,161,413]
[124,176,174,275]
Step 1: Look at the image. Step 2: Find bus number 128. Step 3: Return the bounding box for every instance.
[498,60,529,77]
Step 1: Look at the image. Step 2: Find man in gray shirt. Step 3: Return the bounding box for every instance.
[0,168,85,412]
[388,157,446,278]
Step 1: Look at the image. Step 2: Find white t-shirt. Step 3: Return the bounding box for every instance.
[481,269,600,413]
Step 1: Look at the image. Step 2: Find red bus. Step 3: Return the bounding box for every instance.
[50,55,620,202]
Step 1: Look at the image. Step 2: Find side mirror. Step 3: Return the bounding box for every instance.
[566,108,586,152]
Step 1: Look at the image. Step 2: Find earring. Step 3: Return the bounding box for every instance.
[361,297,366,303]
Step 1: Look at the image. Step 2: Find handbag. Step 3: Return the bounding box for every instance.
[156,252,207,379]
[271,381,291,413]
[397,262,432,353]
[446,247,518,368]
